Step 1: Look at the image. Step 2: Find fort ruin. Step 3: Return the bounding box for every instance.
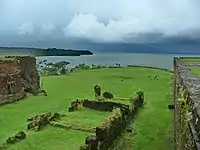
[0,56,40,106]
[174,57,200,149]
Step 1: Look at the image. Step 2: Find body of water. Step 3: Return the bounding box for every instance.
[36,53,200,71]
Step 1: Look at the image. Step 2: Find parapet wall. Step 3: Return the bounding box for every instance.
[174,57,200,150]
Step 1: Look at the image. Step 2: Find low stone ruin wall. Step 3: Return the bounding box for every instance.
[0,93,26,106]
[0,131,26,149]
[68,99,130,112]
[27,112,60,131]
[0,112,60,148]
[94,108,130,150]
[80,92,144,150]
[68,100,83,112]
[82,100,130,112]
[174,57,200,150]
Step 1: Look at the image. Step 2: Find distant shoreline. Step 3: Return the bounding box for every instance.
[93,51,200,55]
[0,47,93,56]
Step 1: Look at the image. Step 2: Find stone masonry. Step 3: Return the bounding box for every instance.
[17,56,40,94]
[174,57,200,150]
[0,56,40,106]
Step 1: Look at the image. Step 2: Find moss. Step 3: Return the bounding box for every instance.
[176,87,194,149]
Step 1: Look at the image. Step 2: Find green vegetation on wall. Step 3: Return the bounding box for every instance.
[175,79,195,149]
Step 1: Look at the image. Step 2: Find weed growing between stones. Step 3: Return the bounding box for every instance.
[174,62,196,150]
[179,87,194,148]
[177,95,194,149]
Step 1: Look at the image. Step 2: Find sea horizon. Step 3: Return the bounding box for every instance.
[36,52,200,71]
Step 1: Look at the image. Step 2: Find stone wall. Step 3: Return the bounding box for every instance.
[68,99,130,112]
[174,57,200,150]
[80,92,144,150]
[17,56,40,93]
[0,58,20,74]
[0,93,26,106]
[82,100,130,112]
[0,56,40,106]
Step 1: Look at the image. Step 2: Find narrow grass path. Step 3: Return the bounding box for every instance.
[110,69,174,150]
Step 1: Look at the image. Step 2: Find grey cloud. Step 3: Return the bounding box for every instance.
[1,0,200,44]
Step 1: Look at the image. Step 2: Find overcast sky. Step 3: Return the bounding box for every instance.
[0,0,200,44]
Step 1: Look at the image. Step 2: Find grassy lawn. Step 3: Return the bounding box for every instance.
[58,109,111,128]
[190,66,200,77]
[0,67,173,150]
[180,56,200,77]
[180,57,200,77]
[180,57,200,62]
[8,127,92,150]
[110,68,173,150]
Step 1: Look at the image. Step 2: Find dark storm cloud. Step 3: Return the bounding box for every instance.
[0,0,200,44]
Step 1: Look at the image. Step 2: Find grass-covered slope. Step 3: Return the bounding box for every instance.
[0,67,173,150]
[180,57,200,77]
[110,68,173,150]
[180,57,200,62]
[190,66,200,77]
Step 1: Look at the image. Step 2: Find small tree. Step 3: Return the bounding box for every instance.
[54,61,70,75]
[37,60,70,75]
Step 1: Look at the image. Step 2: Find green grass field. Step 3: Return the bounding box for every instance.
[0,67,173,150]
[190,66,200,77]
[180,57,200,77]
[180,57,200,62]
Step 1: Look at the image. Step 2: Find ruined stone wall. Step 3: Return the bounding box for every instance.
[0,59,26,105]
[0,56,40,106]
[0,72,22,94]
[17,56,40,93]
[0,58,19,74]
[174,57,200,150]
[80,92,144,150]
[82,100,130,112]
